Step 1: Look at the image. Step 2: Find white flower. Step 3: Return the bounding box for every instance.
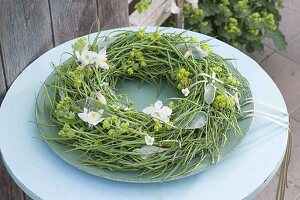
[142,100,172,123]
[181,88,190,96]
[113,104,121,109]
[186,0,198,9]
[100,82,109,86]
[145,134,155,146]
[75,48,109,70]
[183,49,193,59]
[95,91,107,105]
[92,49,109,69]
[75,51,96,66]
[124,107,132,111]
[234,92,241,111]
[78,108,105,127]
[171,0,181,14]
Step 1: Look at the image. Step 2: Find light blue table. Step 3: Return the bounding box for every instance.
[0,27,288,200]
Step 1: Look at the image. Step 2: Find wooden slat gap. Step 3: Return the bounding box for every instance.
[47,0,56,46]
[0,41,8,90]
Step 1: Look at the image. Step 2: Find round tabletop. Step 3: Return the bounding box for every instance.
[0,27,288,200]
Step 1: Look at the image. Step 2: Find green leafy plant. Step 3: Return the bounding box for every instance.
[38,29,253,180]
[135,0,152,13]
[183,0,287,52]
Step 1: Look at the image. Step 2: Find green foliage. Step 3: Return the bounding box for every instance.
[183,0,287,52]
[135,0,152,13]
[58,124,75,138]
[72,37,87,52]
[54,96,77,124]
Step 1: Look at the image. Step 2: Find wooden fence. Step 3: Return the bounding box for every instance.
[0,0,183,199]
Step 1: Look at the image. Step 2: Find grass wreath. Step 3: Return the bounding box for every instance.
[37,28,252,181]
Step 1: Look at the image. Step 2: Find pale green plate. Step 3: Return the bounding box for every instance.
[36,61,254,183]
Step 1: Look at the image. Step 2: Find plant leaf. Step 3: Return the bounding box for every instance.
[176,43,208,59]
[266,30,287,51]
[204,83,216,105]
[75,98,106,111]
[99,37,117,49]
[185,111,208,129]
[133,146,167,159]
[72,37,87,52]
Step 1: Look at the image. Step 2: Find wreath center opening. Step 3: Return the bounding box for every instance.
[116,78,178,112]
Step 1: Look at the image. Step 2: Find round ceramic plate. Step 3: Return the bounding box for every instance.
[35,37,254,183]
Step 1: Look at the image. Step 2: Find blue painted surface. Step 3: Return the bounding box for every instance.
[0,27,288,200]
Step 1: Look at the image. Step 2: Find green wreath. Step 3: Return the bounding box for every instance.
[37,29,251,181]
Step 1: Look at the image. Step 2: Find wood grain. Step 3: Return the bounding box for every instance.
[0,1,129,198]
[49,0,98,45]
[0,0,53,198]
[97,0,129,30]
[0,45,7,104]
[0,157,24,200]
[0,0,54,87]
[129,0,172,26]
[175,0,184,29]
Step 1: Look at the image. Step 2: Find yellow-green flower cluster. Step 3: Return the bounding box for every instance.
[54,96,77,124]
[137,29,146,39]
[119,121,130,133]
[218,3,231,17]
[248,29,260,36]
[221,0,229,5]
[168,101,175,109]
[183,3,192,15]
[189,36,200,44]
[176,68,192,89]
[127,68,134,75]
[248,12,262,26]
[224,18,242,36]
[191,8,203,18]
[234,0,249,15]
[102,116,118,130]
[127,48,148,75]
[212,66,223,73]
[183,0,286,52]
[153,121,162,132]
[149,31,162,41]
[130,49,144,59]
[201,21,209,27]
[201,44,212,53]
[58,124,75,138]
[262,12,276,31]
[226,76,240,86]
[102,116,130,135]
[212,95,236,109]
[189,36,211,53]
[68,66,85,87]
[128,100,134,107]
[153,121,173,132]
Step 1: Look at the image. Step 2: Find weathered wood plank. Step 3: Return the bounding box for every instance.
[0,157,24,200]
[97,0,129,30]
[0,0,54,87]
[23,194,32,200]
[0,45,7,104]
[49,0,98,45]
[175,0,184,29]
[0,0,53,198]
[129,0,172,26]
